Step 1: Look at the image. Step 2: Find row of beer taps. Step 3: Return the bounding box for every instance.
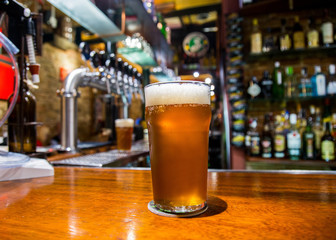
[82,42,144,104]
[59,42,145,152]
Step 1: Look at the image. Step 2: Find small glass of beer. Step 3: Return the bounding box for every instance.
[145,81,211,217]
[115,118,134,151]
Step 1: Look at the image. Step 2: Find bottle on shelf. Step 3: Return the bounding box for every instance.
[306,17,319,48]
[262,27,277,53]
[283,110,291,137]
[322,98,332,126]
[284,66,298,98]
[311,66,326,97]
[260,70,273,99]
[272,61,284,99]
[274,115,286,158]
[250,18,262,54]
[245,118,261,157]
[261,114,273,158]
[298,108,307,137]
[293,16,305,50]
[302,117,316,160]
[247,76,261,99]
[332,114,336,138]
[313,107,323,159]
[279,18,291,51]
[8,80,37,153]
[321,122,335,162]
[287,113,301,160]
[327,64,336,95]
[321,9,334,47]
[298,67,313,97]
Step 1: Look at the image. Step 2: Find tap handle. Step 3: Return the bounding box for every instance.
[100,51,107,65]
[123,62,129,75]
[90,51,99,68]
[105,53,116,68]
[117,58,124,72]
[90,50,106,68]
[79,42,91,61]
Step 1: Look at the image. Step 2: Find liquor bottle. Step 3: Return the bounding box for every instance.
[283,110,291,137]
[250,18,262,54]
[260,70,273,99]
[298,109,307,137]
[332,114,336,138]
[322,98,332,126]
[302,117,316,160]
[247,76,261,99]
[279,19,291,51]
[327,64,336,95]
[298,67,313,97]
[311,66,326,97]
[313,107,323,159]
[263,27,277,53]
[287,113,301,160]
[321,122,335,162]
[8,81,36,153]
[321,9,334,47]
[246,118,261,157]
[306,17,319,48]
[272,61,284,99]
[284,66,297,98]
[274,115,286,158]
[261,114,273,158]
[293,16,305,50]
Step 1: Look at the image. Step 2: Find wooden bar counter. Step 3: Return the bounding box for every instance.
[1,167,336,239]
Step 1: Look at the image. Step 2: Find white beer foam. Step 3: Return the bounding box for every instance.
[115,118,134,127]
[145,82,210,106]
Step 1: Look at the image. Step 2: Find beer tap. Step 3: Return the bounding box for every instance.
[105,53,119,95]
[128,65,136,101]
[135,70,145,103]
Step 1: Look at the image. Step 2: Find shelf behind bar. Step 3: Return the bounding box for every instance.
[245,45,336,62]
[240,0,336,17]
[247,157,336,167]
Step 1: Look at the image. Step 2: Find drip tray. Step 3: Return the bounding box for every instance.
[51,149,149,168]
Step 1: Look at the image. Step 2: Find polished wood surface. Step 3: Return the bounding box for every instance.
[1,167,336,239]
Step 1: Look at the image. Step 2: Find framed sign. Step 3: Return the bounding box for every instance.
[182,32,209,58]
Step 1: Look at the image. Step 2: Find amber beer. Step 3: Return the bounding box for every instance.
[115,118,134,151]
[145,81,211,214]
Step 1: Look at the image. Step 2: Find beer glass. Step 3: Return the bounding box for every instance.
[145,81,211,217]
[115,118,134,151]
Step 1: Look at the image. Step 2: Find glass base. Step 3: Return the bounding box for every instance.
[148,200,208,218]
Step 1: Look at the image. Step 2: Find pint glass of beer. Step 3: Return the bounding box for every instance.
[145,81,211,216]
[115,118,134,151]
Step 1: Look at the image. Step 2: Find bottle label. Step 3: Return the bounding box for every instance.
[277,71,282,85]
[248,84,261,97]
[251,136,260,155]
[280,35,291,50]
[321,22,333,44]
[307,30,319,48]
[251,33,262,53]
[293,32,305,49]
[321,140,335,161]
[245,135,251,147]
[316,75,326,96]
[287,132,301,153]
[262,139,272,158]
[274,134,285,152]
[306,134,314,158]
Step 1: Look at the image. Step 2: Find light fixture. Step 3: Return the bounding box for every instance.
[193,72,200,78]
